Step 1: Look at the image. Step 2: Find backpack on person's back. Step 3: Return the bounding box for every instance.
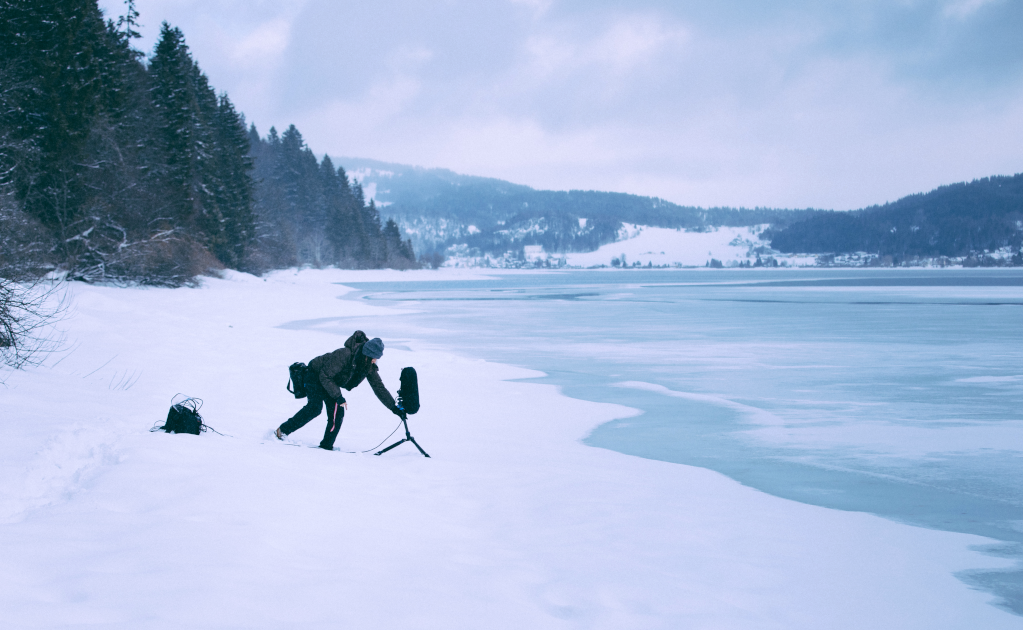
[287,362,308,398]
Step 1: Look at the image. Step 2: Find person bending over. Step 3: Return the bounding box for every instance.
[276,330,401,450]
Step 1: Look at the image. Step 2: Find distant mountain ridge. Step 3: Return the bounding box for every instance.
[338,158,1023,264]
[766,174,1023,259]
[336,157,815,258]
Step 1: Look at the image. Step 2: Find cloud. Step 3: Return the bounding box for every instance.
[524,14,689,78]
[942,0,1004,19]
[297,75,423,141]
[230,18,292,67]
[508,0,554,18]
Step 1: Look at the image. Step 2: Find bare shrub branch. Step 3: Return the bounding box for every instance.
[0,277,69,373]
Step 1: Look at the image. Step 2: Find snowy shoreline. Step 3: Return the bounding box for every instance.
[1,268,1017,628]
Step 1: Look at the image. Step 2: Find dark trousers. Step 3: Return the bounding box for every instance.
[278,377,346,450]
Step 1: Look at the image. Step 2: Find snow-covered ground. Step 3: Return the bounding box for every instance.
[1,269,1016,629]
[563,225,816,268]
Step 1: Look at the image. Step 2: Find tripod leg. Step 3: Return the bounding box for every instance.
[408,435,430,458]
[375,438,408,456]
[375,418,430,458]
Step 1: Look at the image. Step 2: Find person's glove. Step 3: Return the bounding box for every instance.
[334,394,347,410]
[393,405,407,420]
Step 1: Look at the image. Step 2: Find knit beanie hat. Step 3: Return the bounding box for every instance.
[362,337,384,359]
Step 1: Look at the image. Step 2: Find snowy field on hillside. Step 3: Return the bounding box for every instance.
[1,269,1018,629]
[562,224,817,268]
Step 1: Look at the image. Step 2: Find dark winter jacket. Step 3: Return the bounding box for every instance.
[308,330,397,412]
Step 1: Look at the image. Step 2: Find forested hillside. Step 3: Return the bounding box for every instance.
[767,174,1023,259]
[340,158,817,259]
[247,127,415,272]
[0,0,416,286]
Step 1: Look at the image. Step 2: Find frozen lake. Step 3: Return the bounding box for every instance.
[347,268,1023,613]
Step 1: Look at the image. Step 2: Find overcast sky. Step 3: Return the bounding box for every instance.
[99,0,1022,210]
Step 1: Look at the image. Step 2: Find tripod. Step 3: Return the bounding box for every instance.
[375,414,430,458]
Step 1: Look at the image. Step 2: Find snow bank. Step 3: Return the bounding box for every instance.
[0,269,1015,629]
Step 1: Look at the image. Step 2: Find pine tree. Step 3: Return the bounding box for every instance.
[279,127,320,222]
[338,163,365,265]
[361,198,385,266]
[382,218,408,268]
[0,0,109,238]
[348,181,371,265]
[68,13,161,280]
[320,155,349,265]
[148,22,249,268]
[210,94,254,268]
[188,63,225,249]
[148,23,203,231]
[115,0,140,41]
[247,125,295,270]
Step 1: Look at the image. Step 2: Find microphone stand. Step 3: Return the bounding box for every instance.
[375,407,430,458]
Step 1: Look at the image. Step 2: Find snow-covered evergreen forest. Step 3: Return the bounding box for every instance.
[0,0,417,287]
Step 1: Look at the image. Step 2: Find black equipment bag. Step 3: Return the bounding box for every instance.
[287,362,308,398]
[159,396,205,435]
[397,366,420,415]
